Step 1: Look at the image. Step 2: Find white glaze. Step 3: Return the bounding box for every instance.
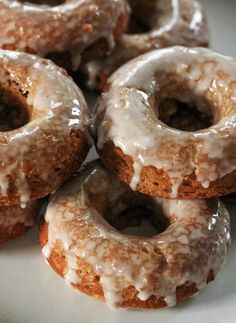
[84,0,209,88]
[96,47,236,197]
[0,50,90,203]
[0,0,129,70]
[42,161,230,309]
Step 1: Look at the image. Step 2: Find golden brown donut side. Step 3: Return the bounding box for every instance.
[95,47,236,199]
[40,160,229,309]
[0,51,91,206]
[99,141,236,199]
[0,130,90,206]
[0,201,40,244]
[39,220,214,309]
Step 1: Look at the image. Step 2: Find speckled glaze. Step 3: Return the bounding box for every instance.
[0,0,129,70]
[0,50,91,205]
[0,200,39,244]
[83,0,209,89]
[41,161,230,309]
[95,47,236,199]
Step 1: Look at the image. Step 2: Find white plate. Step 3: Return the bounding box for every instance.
[0,1,236,322]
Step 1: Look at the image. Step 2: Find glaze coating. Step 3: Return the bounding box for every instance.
[95,47,236,199]
[0,50,91,205]
[83,0,209,89]
[40,161,230,309]
[0,0,129,70]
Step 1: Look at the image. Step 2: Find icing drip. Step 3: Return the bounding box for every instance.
[0,50,90,203]
[64,254,81,286]
[164,295,176,307]
[42,161,230,309]
[0,0,129,70]
[96,47,236,197]
[83,0,209,89]
[42,244,51,260]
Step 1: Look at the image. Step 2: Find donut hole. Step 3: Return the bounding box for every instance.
[0,88,30,131]
[18,0,65,6]
[127,0,159,34]
[105,194,169,237]
[158,98,214,132]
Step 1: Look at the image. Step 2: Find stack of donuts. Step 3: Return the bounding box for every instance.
[0,0,235,311]
[0,50,91,243]
[0,0,128,243]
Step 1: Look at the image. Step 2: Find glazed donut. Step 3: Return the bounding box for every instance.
[82,0,209,89]
[0,0,129,71]
[95,47,236,199]
[0,49,91,206]
[0,201,39,244]
[39,160,230,309]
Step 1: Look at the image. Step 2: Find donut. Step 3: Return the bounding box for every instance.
[39,160,230,309]
[82,0,209,89]
[95,46,236,199]
[0,49,91,206]
[0,0,129,71]
[0,201,39,244]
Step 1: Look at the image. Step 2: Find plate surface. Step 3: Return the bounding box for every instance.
[0,0,236,322]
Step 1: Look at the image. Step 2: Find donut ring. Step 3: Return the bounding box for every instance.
[0,0,129,71]
[95,47,236,199]
[39,160,230,309]
[83,0,209,89]
[0,201,39,244]
[0,50,91,206]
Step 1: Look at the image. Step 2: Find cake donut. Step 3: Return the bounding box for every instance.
[0,0,129,71]
[39,160,230,309]
[83,0,209,89]
[0,201,39,244]
[0,50,91,206]
[95,47,236,199]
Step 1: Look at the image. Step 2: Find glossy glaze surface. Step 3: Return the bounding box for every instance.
[0,0,129,70]
[0,1,235,321]
[96,47,236,197]
[84,0,209,88]
[42,161,230,308]
[0,50,90,204]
